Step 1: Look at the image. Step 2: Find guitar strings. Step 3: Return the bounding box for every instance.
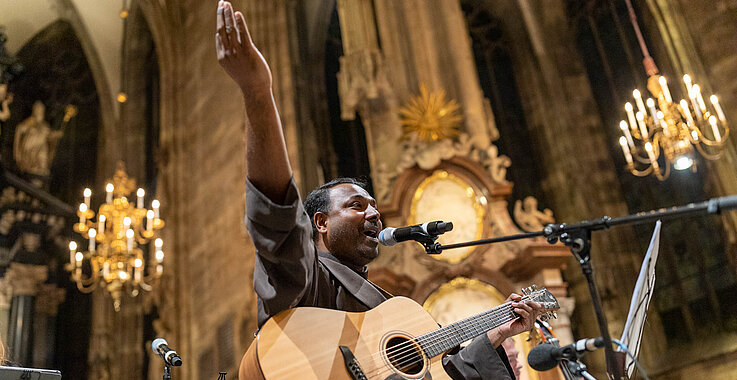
[362,300,522,378]
[366,307,517,379]
[365,307,517,379]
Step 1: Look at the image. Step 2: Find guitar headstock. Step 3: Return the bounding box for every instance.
[521,285,560,322]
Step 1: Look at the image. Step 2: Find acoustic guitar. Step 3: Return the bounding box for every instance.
[240,286,559,380]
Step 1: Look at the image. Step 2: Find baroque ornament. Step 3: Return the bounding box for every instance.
[399,84,462,142]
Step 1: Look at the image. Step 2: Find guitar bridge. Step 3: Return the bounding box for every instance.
[339,345,368,380]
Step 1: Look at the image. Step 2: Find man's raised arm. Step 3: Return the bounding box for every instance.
[216,0,293,203]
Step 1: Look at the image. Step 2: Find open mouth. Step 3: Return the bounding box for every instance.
[363,230,378,241]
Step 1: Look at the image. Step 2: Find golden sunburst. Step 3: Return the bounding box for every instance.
[399,84,463,142]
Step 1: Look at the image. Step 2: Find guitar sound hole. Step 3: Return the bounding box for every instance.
[385,336,424,375]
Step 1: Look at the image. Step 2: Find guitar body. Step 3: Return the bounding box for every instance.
[240,297,452,380]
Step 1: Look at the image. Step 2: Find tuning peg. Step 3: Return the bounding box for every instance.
[531,285,538,291]
[521,287,530,295]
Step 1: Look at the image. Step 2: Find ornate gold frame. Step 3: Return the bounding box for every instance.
[408,170,486,263]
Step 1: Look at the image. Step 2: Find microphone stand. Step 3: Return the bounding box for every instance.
[418,195,737,379]
[163,364,171,380]
[569,360,597,380]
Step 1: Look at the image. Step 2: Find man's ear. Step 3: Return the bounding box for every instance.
[314,212,329,234]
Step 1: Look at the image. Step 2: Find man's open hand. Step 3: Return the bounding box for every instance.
[216,1,272,94]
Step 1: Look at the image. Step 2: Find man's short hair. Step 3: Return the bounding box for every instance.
[304,177,369,241]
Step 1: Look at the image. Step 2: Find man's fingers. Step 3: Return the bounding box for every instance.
[216,33,225,60]
[223,3,238,47]
[216,2,229,49]
[235,11,252,47]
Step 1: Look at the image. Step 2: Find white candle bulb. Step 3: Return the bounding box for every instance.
[75,251,84,268]
[146,210,154,232]
[710,95,727,123]
[126,228,134,251]
[106,183,114,203]
[79,203,87,225]
[123,216,131,228]
[709,115,722,142]
[625,102,638,136]
[646,98,659,123]
[693,85,707,113]
[156,250,164,262]
[683,74,692,90]
[619,136,633,164]
[620,120,635,147]
[155,238,163,249]
[83,188,91,208]
[636,111,649,139]
[659,76,672,103]
[679,99,695,125]
[137,188,145,209]
[152,199,160,219]
[69,241,77,264]
[644,142,659,169]
[88,228,96,252]
[98,214,106,233]
[633,89,647,115]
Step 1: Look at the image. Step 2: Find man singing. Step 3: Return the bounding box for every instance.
[215,1,543,378]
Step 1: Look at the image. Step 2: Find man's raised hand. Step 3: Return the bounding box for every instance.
[216,1,272,93]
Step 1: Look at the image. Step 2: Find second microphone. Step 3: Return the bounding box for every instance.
[378,221,453,246]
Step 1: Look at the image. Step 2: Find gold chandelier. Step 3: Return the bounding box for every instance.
[67,161,165,311]
[617,0,729,181]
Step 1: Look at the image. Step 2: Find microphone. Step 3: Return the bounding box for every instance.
[527,337,604,371]
[378,221,453,246]
[152,338,183,367]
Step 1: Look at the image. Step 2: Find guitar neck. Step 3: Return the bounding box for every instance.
[417,301,519,357]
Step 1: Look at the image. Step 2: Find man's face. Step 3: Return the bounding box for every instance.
[318,184,382,268]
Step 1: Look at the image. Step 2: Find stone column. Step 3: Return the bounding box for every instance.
[33,284,66,368]
[4,263,48,366]
[0,277,11,345]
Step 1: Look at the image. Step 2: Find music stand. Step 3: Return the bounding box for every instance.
[0,366,62,380]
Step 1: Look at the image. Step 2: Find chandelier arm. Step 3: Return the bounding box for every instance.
[75,277,98,293]
[628,165,654,177]
[694,143,725,161]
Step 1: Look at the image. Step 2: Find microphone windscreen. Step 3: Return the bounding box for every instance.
[527,344,559,371]
[152,338,167,352]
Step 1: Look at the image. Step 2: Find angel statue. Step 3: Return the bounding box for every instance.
[13,101,64,176]
[514,196,555,232]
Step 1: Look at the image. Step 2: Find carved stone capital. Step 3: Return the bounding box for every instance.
[36,283,66,316]
[337,49,388,120]
[5,262,48,296]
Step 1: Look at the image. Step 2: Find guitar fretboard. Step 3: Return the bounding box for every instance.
[417,301,520,357]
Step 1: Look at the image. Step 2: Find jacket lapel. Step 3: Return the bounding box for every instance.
[317,254,387,309]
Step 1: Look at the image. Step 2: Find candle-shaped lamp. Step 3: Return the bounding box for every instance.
[75,251,84,268]
[619,136,633,164]
[680,99,695,126]
[126,228,134,252]
[146,210,154,233]
[88,228,96,252]
[620,120,635,147]
[83,188,91,209]
[636,111,649,139]
[709,115,722,142]
[633,89,647,115]
[644,142,659,169]
[625,102,638,136]
[693,85,707,113]
[152,199,160,219]
[106,183,114,203]
[136,188,145,209]
[710,95,727,123]
[69,241,77,265]
[659,76,672,103]
[98,214,106,234]
[79,203,87,225]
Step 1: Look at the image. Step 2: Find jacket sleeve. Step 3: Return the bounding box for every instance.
[245,178,317,323]
[442,336,515,380]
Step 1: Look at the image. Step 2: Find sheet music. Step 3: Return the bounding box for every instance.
[619,220,661,378]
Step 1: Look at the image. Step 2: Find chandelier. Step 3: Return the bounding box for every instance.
[616,0,729,181]
[67,161,165,311]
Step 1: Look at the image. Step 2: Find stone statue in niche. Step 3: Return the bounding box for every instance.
[513,196,555,232]
[13,101,64,176]
[0,83,12,123]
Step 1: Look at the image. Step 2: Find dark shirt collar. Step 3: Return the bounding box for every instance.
[316,250,369,279]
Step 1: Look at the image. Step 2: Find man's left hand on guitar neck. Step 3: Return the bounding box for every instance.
[487,293,545,348]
